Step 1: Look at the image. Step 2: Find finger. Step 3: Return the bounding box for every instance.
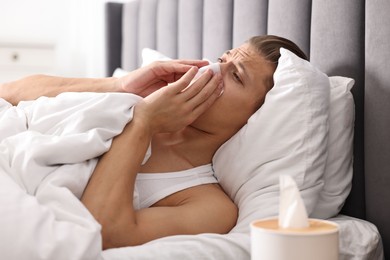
[138,82,167,97]
[192,80,224,118]
[154,60,210,83]
[188,74,223,108]
[178,69,214,101]
[174,59,210,68]
[165,62,195,73]
[171,63,209,82]
[166,66,198,94]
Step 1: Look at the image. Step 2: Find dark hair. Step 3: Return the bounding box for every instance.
[246,35,308,108]
[247,35,308,64]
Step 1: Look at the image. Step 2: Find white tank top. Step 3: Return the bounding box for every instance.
[133,164,218,210]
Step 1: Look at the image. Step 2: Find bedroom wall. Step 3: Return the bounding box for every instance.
[0,0,121,82]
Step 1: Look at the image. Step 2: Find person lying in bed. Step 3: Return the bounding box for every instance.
[0,35,307,249]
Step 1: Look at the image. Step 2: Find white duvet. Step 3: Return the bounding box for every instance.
[0,92,138,260]
[0,93,384,260]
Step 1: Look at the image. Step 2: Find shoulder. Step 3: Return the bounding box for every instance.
[154,183,238,234]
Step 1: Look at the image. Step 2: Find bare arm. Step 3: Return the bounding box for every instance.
[0,60,209,106]
[81,67,233,249]
[0,75,121,105]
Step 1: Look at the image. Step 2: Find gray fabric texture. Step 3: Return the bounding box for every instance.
[122,0,139,71]
[202,0,234,61]
[177,0,204,59]
[105,2,123,76]
[268,0,311,57]
[232,0,268,48]
[156,0,179,59]
[365,0,390,256]
[310,0,366,220]
[105,0,390,258]
[137,0,158,65]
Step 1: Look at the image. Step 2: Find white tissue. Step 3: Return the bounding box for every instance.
[278,175,309,229]
[193,63,221,81]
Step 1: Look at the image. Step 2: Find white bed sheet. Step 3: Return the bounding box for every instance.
[332,215,384,260]
[101,215,383,260]
[0,94,383,260]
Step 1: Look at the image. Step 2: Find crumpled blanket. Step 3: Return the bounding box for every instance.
[0,92,141,260]
[0,92,384,260]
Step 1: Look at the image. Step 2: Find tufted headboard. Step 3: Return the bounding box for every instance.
[104,0,390,258]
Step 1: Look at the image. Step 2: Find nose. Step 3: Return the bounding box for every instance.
[193,63,221,81]
[207,62,221,75]
[218,61,234,77]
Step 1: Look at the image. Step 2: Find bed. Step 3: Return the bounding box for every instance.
[103,0,390,259]
[0,0,389,260]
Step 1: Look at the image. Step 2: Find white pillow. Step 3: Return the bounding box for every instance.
[115,47,354,221]
[141,48,172,67]
[112,48,172,77]
[112,68,129,78]
[213,48,330,233]
[311,76,355,218]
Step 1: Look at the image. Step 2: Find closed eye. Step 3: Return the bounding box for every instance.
[233,72,243,84]
[218,56,243,84]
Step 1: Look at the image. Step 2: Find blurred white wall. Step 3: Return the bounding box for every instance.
[0,0,115,79]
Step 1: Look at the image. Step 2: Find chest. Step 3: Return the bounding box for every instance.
[140,143,193,174]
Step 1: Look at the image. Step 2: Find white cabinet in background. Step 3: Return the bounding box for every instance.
[0,43,56,83]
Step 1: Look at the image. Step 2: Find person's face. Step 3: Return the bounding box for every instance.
[191,43,276,137]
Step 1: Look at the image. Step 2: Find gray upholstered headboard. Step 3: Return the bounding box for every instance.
[104,0,390,258]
